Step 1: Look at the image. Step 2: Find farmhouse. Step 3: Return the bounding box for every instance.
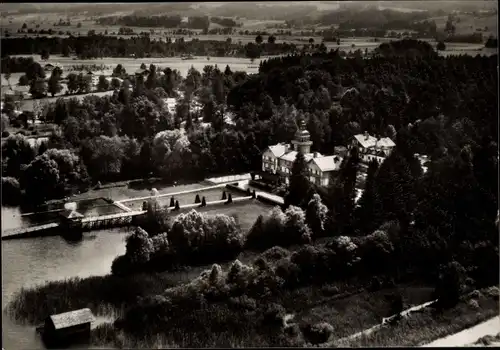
[261,120,343,187]
[42,308,95,346]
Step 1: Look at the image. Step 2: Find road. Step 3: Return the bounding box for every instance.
[422,316,500,347]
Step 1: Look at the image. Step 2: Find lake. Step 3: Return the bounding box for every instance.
[1,179,272,349]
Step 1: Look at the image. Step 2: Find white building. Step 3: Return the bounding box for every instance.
[350,132,396,163]
[262,120,343,187]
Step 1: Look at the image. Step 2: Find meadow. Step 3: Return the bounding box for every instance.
[336,287,500,347]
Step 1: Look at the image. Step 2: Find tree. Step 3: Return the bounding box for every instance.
[284,205,312,244]
[140,63,147,70]
[113,64,126,77]
[47,73,62,97]
[195,194,201,203]
[268,35,276,44]
[255,35,263,44]
[77,73,92,93]
[26,61,45,81]
[22,154,60,203]
[125,227,154,265]
[434,261,467,307]
[2,177,21,205]
[285,151,311,208]
[306,193,329,237]
[30,77,48,98]
[201,196,207,206]
[355,159,382,234]
[80,136,125,180]
[309,38,315,45]
[66,73,79,94]
[170,197,175,207]
[436,41,446,51]
[41,49,49,60]
[111,77,121,90]
[18,75,29,86]
[97,75,110,91]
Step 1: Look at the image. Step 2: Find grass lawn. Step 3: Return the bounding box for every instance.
[336,286,500,347]
[124,187,245,211]
[69,181,208,203]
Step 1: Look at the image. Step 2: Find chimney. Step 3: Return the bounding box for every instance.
[314,152,319,158]
[364,131,369,140]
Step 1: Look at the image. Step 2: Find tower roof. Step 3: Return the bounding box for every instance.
[294,120,310,139]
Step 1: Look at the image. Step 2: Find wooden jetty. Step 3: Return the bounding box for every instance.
[1,222,60,240]
[81,210,146,231]
[2,210,146,240]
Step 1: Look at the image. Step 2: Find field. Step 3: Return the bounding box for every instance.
[293,284,435,341]
[337,287,500,347]
[430,13,498,38]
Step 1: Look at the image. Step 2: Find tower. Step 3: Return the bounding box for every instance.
[291,120,313,154]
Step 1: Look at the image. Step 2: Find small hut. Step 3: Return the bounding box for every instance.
[42,308,95,347]
[59,209,84,228]
[59,209,84,238]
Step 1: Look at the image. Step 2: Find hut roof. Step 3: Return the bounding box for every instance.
[59,209,84,219]
[49,308,95,330]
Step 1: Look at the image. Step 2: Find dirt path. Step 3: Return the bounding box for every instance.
[422,316,500,347]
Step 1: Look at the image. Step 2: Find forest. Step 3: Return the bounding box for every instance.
[3,38,498,347]
[0,35,296,59]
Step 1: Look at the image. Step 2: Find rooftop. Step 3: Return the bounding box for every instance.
[354,133,395,149]
[268,143,288,158]
[59,209,84,219]
[48,308,95,330]
[312,155,343,172]
[279,151,318,163]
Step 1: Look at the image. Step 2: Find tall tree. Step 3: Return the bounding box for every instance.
[47,72,62,97]
[354,159,382,235]
[285,151,311,208]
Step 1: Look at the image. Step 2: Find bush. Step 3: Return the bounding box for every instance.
[201,196,206,207]
[2,130,10,137]
[484,286,499,299]
[246,206,311,251]
[434,261,468,308]
[170,197,175,207]
[174,200,180,210]
[468,299,479,310]
[221,191,227,200]
[195,194,201,203]
[301,322,334,345]
[168,210,245,264]
[262,303,286,327]
[262,246,291,262]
